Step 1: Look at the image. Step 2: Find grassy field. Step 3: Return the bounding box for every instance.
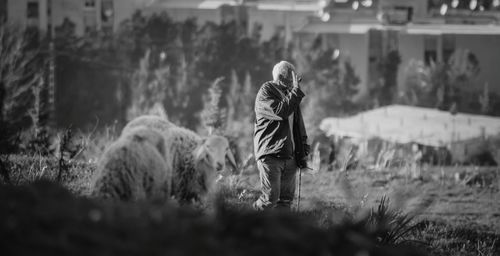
[299,167,500,230]
[1,154,499,255]
[229,164,500,256]
[304,167,500,256]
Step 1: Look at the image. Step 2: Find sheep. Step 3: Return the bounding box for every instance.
[90,127,172,201]
[123,114,238,177]
[122,115,175,136]
[122,115,238,203]
[164,126,237,203]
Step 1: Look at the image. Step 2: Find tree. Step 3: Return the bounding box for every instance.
[225,71,256,157]
[301,56,361,139]
[127,50,167,120]
[225,69,240,124]
[0,24,45,153]
[399,49,481,113]
[445,49,480,111]
[399,59,432,106]
[53,17,132,129]
[201,77,226,135]
[289,33,364,140]
[373,50,401,106]
[339,60,361,99]
[479,82,490,114]
[240,71,255,118]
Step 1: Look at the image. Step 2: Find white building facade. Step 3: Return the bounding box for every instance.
[4,0,499,98]
[297,0,500,99]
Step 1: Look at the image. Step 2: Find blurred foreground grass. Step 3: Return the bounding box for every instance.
[0,155,499,256]
[1,180,425,256]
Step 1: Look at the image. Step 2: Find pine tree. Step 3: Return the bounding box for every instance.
[241,71,255,117]
[201,77,226,135]
[0,24,45,153]
[127,50,168,121]
[479,82,490,114]
[340,60,360,99]
[226,69,240,123]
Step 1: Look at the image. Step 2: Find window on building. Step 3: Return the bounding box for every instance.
[47,24,53,38]
[442,35,456,62]
[101,0,114,23]
[27,1,39,19]
[84,11,97,33]
[47,0,51,16]
[273,25,285,39]
[220,5,236,24]
[83,0,97,33]
[101,0,114,34]
[368,29,383,86]
[428,0,500,11]
[331,0,378,9]
[369,29,383,63]
[380,5,414,24]
[0,0,7,23]
[424,35,437,65]
[84,0,96,8]
[396,6,413,22]
[101,0,115,34]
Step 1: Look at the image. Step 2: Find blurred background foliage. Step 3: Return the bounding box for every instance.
[1,10,499,158]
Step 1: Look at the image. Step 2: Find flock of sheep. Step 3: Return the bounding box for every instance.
[90,115,238,204]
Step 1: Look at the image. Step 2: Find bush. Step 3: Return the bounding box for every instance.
[0,24,47,154]
[364,196,420,245]
[399,49,482,113]
[0,180,427,256]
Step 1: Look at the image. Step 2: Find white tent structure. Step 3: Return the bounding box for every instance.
[319,105,500,163]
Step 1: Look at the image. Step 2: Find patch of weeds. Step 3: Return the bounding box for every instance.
[212,174,260,212]
[3,154,95,195]
[410,220,500,256]
[0,155,12,184]
[76,123,119,164]
[51,128,87,184]
[363,196,421,245]
[25,127,53,156]
[56,128,72,182]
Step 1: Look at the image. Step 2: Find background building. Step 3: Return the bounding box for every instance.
[297,0,500,100]
[3,0,321,37]
[5,0,153,36]
[4,0,500,99]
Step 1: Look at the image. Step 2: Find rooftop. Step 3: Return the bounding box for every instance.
[298,22,500,35]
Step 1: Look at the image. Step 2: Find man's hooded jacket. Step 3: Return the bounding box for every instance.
[253,81,310,168]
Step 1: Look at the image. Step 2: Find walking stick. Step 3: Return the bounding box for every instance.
[297,167,302,211]
[296,143,320,211]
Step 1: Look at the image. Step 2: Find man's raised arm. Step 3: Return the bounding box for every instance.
[255,85,304,121]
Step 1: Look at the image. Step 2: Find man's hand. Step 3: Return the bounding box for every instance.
[292,70,300,89]
[304,143,310,157]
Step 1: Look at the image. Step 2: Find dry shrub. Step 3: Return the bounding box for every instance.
[76,124,120,164]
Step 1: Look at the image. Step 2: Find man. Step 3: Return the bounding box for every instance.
[253,60,310,210]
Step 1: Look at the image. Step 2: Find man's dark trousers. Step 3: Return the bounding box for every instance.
[254,155,297,210]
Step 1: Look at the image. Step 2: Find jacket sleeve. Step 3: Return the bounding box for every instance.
[298,108,308,149]
[255,85,305,121]
[295,107,310,168]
